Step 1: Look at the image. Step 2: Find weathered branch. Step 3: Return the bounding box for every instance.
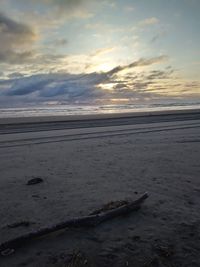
[0,192,148,254]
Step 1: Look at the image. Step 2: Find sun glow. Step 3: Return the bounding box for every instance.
[96,62,116,72]
[111,98,130,102]
[97,82,115,90]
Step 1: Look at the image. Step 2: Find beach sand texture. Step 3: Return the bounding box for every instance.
[0,110,200,267]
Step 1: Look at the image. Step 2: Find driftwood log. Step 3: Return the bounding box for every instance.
[0,192,148,254]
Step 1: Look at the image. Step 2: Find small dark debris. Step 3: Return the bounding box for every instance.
[154,244,174,258]
[187,200,195,205]
[66,251,89,267]
[26,177,43,185]
[7,221,33,228]
[1,248,15,257]
[143,257,159,267]
[132,235,141,241]
[32,194,40,198]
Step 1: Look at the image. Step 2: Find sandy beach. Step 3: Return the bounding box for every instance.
[0,109,200,267]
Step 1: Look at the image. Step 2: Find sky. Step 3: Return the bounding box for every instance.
[0,0,200,107]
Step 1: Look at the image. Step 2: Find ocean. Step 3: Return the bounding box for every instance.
[0,102,200,118]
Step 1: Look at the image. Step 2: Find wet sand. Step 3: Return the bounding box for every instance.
[0,109,200,267]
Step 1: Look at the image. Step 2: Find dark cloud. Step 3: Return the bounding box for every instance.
[38,0,94,11]
[185,81,200,88]
[146,69,174,80]
[48,0,84,8]
[0,12,35,37]
[151,34,160,43]
[0,12,71,66]
[107,56,168,76]
[6,78,53,96]
[54,38,68,46]
[15,0,86,9]
[1,72,106,101]
[0,71,4,77]
[150,30,166,43]
[8,72,25,79]
[0,12,37,64]
[17,0,94,18]
[0,50,35,64]
[0,57,175,106]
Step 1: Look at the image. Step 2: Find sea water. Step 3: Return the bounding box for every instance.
[0,102,200,118]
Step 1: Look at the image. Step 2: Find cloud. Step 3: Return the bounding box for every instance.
[107,55,168,76]
[7,78,52,96]
[124,5,135,12]
[146,69,174,80]
[1,67,199,107]
[46,38,68,48]
[0,55,174,106]
[139,17,159,27]
[2,72,105,97]
[16,0,91,10]
[54,38,68,46]
[0,12,36,40]
[151,34,160,43]
[150,30,166,43]
[90,47,117,57]
[0,13,68,66]
[0,50,35,64]
[17,0,95,19]
[8,72,25,79]
[1,54,197,106]
[0,12,37,64]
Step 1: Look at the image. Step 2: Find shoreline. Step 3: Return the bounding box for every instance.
[0,107,200,125]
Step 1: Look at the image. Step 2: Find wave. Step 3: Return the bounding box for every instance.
[0,102,200,118]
